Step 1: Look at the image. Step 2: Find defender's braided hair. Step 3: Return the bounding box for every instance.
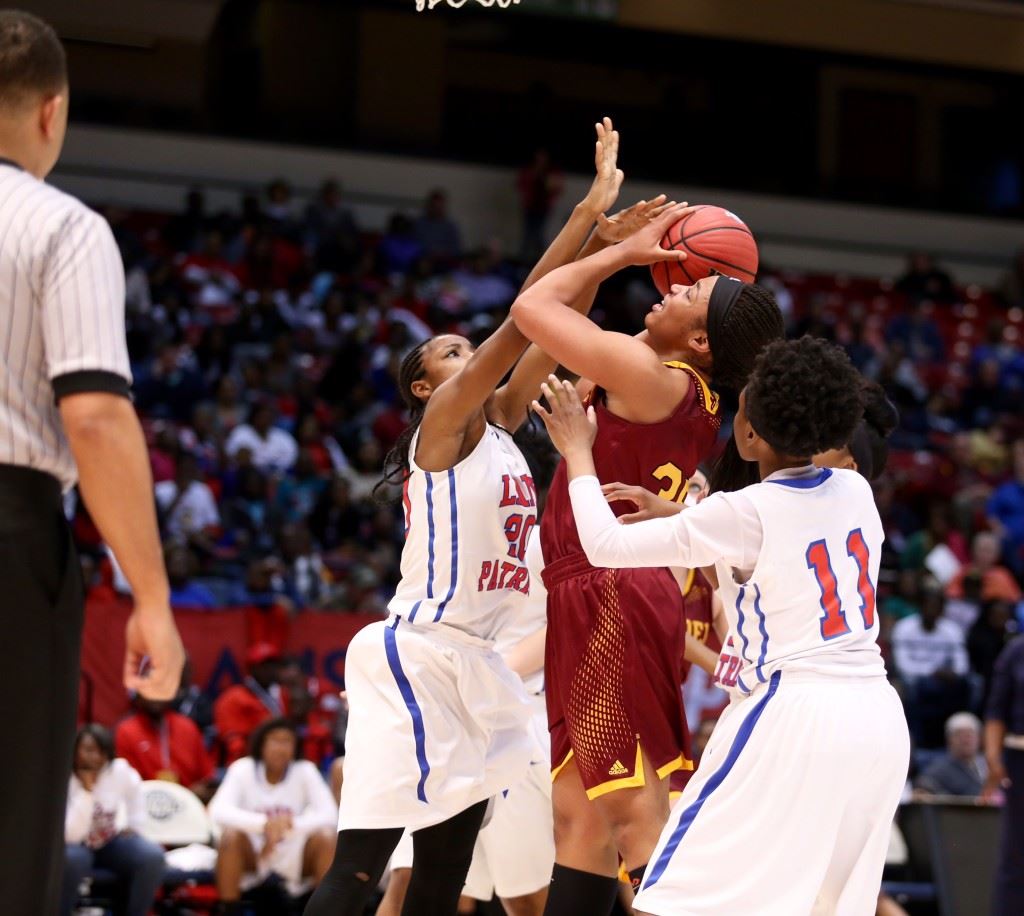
[373,340,430,500]
[706,282,785,493]
[744,336,864,458]
[848,380,898,480]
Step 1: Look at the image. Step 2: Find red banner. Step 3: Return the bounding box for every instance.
[80,601,376,726]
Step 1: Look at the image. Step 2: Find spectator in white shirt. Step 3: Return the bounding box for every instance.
[155,452,220,542]
[225,402,299,474]
[209,718,337,907]
[61,725,166,916]
[891,578,973,747]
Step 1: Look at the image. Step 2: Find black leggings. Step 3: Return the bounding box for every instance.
[304,800,488,916]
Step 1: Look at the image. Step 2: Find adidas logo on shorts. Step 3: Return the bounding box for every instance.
[608,760,629,776]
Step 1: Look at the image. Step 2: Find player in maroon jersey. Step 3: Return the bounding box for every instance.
[510,206,783,914]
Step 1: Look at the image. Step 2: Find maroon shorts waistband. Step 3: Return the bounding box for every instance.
[541,552,600,589]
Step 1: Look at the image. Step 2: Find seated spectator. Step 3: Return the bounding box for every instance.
[264,177,302,242]
[885,298,945,364]
[914,712,987,797]
[115,690,215,803]
[450,248,517,314]
[177,229,242,308]
[309,476,364,550]
[155,452,220,543]
[947,531,1022,605]
[305,179,358,262]
[275,448,329,523]
[209,718,336,905]
[228,557,296,611]
[134,343,208,424]
[901,505,969,577]
[214,644,285,764]
[166,544,217,610]
[891,578,972,746]
[280,523,330,608]
[895,251,955,303]
[223,467,276,555]
[882,569,924,622]
[378,213,423,275]
[968,599,1015,707]
[414,188,461,262]
[226,402,299,474]
[213,375,248,434]
[988,439,1024,578]
[61,726,166,916]
[280,659,339,767]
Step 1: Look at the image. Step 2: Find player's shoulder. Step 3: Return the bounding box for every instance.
[662,360,720,418]
[109,756,142,783]
[8,171,96,226]
[224,756,257,778]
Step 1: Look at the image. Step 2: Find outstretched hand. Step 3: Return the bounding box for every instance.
[531,375,598,460]
[601,482,684,524]
[595,195,675,244]
[616,201,696,267]
[579,117,624,217]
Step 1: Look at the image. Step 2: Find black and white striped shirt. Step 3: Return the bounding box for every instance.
[0,159,131,490]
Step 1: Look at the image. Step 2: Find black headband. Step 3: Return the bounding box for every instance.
[706,275,744,357]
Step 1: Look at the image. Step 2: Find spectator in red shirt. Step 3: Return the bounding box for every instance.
[214,643,285,764]
[115,692,215,803]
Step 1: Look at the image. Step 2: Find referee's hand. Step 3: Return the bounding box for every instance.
[124,605,186,701]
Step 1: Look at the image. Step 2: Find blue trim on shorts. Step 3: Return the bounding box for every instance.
[765,467,832,489]
[408,474,436,622]
[383,618,430,802]
[735,587,752,666]
[752,583,769,683]
[433,468,459,622]
[642,670,781,890]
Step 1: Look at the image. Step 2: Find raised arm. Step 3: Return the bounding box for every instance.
[533,377,757,570]
[511,204,693,418]
[492,121,673,430]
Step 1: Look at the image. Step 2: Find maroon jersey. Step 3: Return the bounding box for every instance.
[680,569,716,681]
[541,362,721,566]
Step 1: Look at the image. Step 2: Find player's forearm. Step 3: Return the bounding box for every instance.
[512,244,629,334]
[503,626,547,680]
[984,720,1006,768]
[568,474,688,569]
[683,638,720,677]
[61,393,169,606]
[520,203,599,294]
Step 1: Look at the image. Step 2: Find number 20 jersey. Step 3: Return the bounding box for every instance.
[390,424,537,642]
[541,362,721,568]
[714,467,887,695]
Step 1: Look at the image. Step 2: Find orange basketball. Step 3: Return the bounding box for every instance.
[650,205,759,294]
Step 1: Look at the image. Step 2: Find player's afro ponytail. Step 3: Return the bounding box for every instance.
[745,336,864,458]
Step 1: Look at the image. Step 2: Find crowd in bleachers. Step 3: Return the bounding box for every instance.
[64,174,1024,911]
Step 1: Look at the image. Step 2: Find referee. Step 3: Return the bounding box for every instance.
[0,11,184,914]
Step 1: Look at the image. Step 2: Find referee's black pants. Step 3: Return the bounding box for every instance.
[993,747,1024,916]
[0,465,83,915]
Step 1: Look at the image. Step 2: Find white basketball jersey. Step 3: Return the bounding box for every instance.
[491,531,547,695]
[714,468,886,694]
[390,424,538,641]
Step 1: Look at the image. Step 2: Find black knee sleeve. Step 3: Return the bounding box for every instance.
[303,827,403,916]
[542,864,619,916]
[401,800,489,916]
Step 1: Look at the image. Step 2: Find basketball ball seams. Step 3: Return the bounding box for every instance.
[651,204,758,292]
[683,225,754,240]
